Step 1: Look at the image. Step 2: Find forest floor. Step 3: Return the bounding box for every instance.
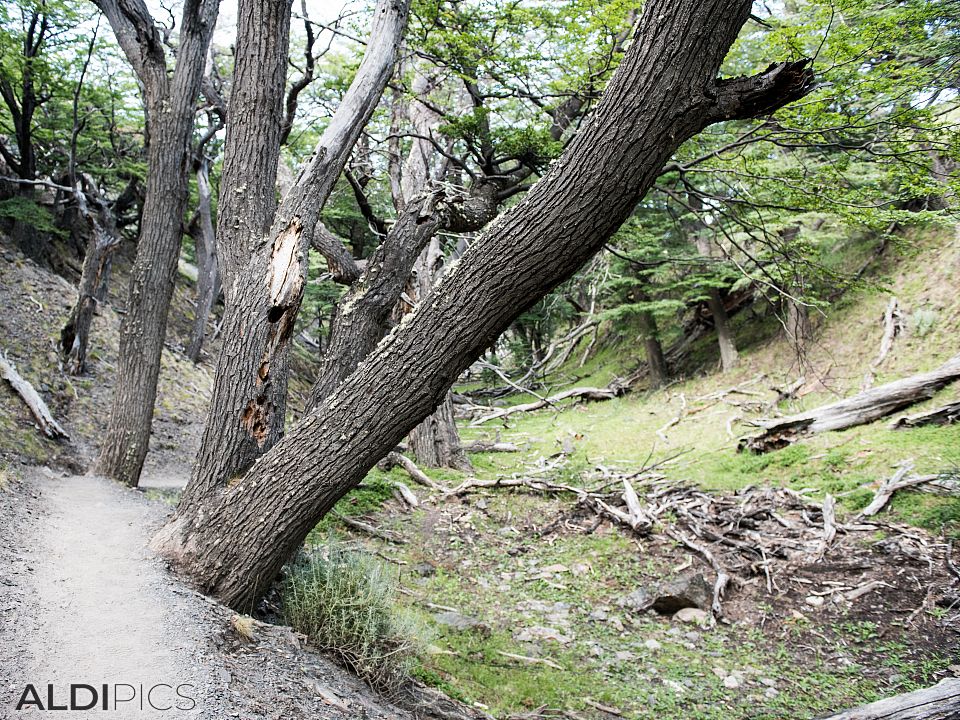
[0,226,959,719]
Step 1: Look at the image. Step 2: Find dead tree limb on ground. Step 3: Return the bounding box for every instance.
[0,352,69,440]
[740,353,960,453]
[817,677,960,720]
[890,399,960,429]
[471,386,620,425]
[857,462,936,518]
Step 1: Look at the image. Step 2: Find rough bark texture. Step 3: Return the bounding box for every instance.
[890,399,960,429]
[186,160,220,362]
[741,353,960,453]
[60,176,122,375]
[95,0,220,485]
[817,677,960,720]
[183,0,411,507]
[156,0,814,609]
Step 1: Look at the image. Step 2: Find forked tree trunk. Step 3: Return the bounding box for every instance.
[186,160,220,362]
[182,0,411,507]
[155,0,814,609]
[708,287,740,371]
[60,176,122,375]
[94,0,220,486]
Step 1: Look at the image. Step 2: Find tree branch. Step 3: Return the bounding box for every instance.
[708,60,815,122]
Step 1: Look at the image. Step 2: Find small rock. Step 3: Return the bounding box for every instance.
[514,626,574,644]
[804,595,825,608]
[723,675,741,689]
[759,677,777,688]
[889,674,904,685]
[764,687,779,699]
[684,631,700,642]
[644,638,662,651]
[614,650,637,662]
[673,607,709,625]
[433,611,486,633]
[652,573,712,614]
[413,562,435,577]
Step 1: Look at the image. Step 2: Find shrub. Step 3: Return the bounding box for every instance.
[283,540,428,692]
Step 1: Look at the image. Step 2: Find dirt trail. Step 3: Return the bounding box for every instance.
[0,468,410,720]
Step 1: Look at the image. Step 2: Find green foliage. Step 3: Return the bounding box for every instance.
[0,196,66,237]
[283,540,429,692]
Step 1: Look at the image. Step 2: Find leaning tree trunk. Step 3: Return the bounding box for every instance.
[154,0,814,609]
[182,0,411,508]
[186,159,220,362]
[60,176,122,375]
[94,0,220,485]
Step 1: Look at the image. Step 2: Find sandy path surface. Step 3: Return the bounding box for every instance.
[2,469,220,718]
[0,468,410,720]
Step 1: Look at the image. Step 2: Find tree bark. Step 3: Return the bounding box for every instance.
[186,160,220,362]
[817,677,960,720]
[183,0,411,505]
[94,0,220,485]
[741,353,960,453]
[694,233,739,372]
[635,288,668,388]
[60,176,122,375]
[155,0,814,609]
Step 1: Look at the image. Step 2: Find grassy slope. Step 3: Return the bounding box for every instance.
[323,224,959,719]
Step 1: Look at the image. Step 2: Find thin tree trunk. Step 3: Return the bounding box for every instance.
[706,287,739,371]
[182,0,411,507]
[94,0,220,486]
[186,160,220,362]
[60,176,122,375]
[635,288,668,388]
[154,0,814,610]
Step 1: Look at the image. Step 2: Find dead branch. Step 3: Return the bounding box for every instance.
[740,353,960,453]
[861,297,901,391]
[0,351,69,440]
[462,440,520,453]
[857,462,927,518]
[890,399,960,429]
[817,493,836,559]
[817,677,960,720]
[333,512,407,544]
[471,386,619,425]
[656,392,687,442]
[384,451,446,491]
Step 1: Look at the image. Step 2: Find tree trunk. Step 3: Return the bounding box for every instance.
[182,0,411,505]
[785,294,812,355]
[741,352,960,453]
[186,160,220,362]
[94,0,220,486]
[707,287,740,371]
[60,176,122,375]
[155,0,814,609]
[409,393,472,470]
[817,677,960,720]
[635,288,668,388]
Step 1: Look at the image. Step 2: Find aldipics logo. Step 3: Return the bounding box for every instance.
[15,683,197,712]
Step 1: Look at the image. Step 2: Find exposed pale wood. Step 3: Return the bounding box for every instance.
[333,512,407,544]
[392,480,419,508]
[385,452,446,492]
[740,353,960,453]
[496,651,563,670]
[656,392,688,442]
[858,462,925,518]
[0,352,69,440]
[817,493,836,558]
[471,387,618,425]
[817,677,960,720]
[462,440,520,453]
[890,399,960,429]
[862,297,901,390]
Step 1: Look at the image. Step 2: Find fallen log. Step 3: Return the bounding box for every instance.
[0,351,69,440]
[817,677,960,720]
[462,440,520,453]
[739,353,960,453]
[890,399,960,429]
[471,386,620,425]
